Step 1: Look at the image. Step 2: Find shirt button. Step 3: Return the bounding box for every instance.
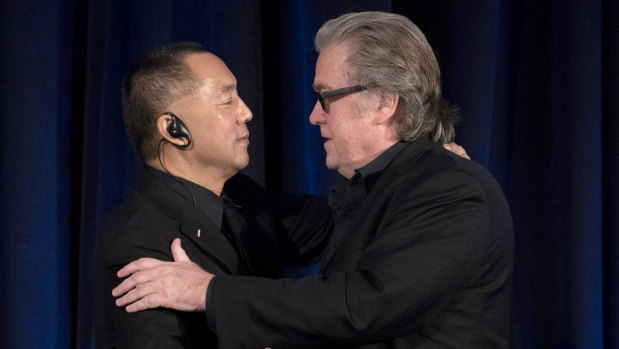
[197,229,201,237]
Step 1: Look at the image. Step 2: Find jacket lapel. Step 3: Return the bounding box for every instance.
[179,207,245,275]
[134,169,242,274]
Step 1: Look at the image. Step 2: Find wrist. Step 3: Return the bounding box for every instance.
[197,273,213,311]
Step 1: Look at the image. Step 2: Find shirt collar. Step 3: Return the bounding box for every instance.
[147,165,225,230]
[355,141,407,178]
[328,141,408,210]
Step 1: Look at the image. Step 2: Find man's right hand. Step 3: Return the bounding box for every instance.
[112,238,213,313]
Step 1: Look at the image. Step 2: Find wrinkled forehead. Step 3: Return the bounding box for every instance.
[313,42,354,90]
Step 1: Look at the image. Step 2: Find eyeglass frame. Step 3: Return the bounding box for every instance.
[316,85,366,112]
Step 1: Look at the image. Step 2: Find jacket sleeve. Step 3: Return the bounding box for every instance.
[96,227,214,349]
[272,192,334,265]
[211,168,493,348]
[224,173,334,266]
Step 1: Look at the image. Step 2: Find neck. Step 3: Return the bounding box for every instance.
[146,147,230,196]
[338,139,398,179]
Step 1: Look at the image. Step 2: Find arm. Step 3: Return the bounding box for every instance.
[209,169,491,346]
[224,173,334,266]
[270,192,334,265]
[113,238,211,313]
[271,142,467,264]
[114,169,491,347]
[99,230,213,348]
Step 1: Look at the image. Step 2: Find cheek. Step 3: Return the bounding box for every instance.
[329,124,356,156]
[332,139,352,162]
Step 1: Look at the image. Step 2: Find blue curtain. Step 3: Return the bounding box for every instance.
[0,1,616,348]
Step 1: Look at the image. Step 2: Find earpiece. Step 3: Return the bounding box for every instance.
[163,112,191,149]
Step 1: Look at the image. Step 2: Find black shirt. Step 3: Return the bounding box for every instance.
[323,141,407,262]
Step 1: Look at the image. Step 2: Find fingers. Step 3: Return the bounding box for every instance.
[125,294,163,313]
[171,238,190,262]
[112,272,139,298]
[117,257,165,278]
[111,243,212,313]
[459,149,470,160]
[113,259,165,297]
[115,279,159,310]
[442,142,460,153]
[442,142,470,160]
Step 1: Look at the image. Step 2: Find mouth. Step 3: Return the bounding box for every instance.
[322,138,332,149]
[237,134,250,145]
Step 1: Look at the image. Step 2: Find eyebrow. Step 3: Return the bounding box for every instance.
[312,83,326,92]
[221,84,236,93]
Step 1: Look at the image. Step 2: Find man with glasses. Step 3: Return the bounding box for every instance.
[112,12,511,348]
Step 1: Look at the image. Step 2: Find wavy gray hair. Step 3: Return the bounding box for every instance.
[315,12,458,143]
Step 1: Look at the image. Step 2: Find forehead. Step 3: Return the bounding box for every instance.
[184,52,236,91]
[314,42,353,90]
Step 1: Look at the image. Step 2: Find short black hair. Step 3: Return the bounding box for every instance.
[121,41,207,159]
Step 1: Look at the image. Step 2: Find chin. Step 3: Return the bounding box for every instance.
[235,157,250,170]
[326,164,339,172]
[325,155,339,170]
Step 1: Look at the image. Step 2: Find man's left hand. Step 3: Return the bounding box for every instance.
[112,238,213,313]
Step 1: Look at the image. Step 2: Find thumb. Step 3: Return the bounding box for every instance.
[171,238,190,262]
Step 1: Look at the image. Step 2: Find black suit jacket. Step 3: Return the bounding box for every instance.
[93,169,331,348]
[212,137,514,348]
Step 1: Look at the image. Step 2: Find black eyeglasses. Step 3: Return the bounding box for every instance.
[316,85,366,112]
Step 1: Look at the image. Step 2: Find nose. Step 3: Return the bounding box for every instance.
[238,97,253,123]
[309,100,326,125]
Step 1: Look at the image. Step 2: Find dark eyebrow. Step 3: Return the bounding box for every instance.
[312,83,325,92]
[221,84,236,93]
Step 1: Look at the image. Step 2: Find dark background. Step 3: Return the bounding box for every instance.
[0,1,616,348]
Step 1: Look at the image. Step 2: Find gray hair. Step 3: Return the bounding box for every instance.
[315,11,458,143]
[122,42,205,159]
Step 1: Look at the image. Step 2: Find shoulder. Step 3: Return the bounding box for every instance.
[424,147,511,217]
[98,190,176,266]
[392,144,503,196]
[386,145,480,196]
[384,144,511,222]
[395,145,513,239]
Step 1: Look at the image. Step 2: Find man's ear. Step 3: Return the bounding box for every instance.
[156,114,188,148]
[374,92,399,125]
